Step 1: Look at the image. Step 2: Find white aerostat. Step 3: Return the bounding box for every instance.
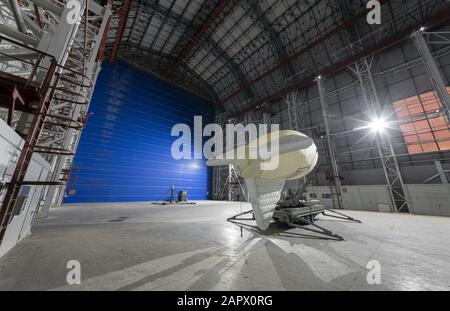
[207,130,319,230]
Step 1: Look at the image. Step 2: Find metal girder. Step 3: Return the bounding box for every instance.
[285,91,306,132]
[212,112,231,200]
[422,161,449,184]
[316,76,344,210]
[203,0,324,96]
[150,0,215,57]
[146,0,177,54]
[150,1,249,92]
[351,58,411,213]
[122,45,219,102]
[110,0,131,62]
[26,0,64,16]
[211,111,248,202]
[166,0,233,79]
[214,164,246,201]
[232,6,450,118]
[122,0,251,104]
[0,23,39,46]
[240,0,294,79]
[219,0,385,107]
[6,0,27,33]
[412,30,450,122]
[123,0,158,48]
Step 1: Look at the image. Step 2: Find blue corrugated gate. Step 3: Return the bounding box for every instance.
[64,61,213,203]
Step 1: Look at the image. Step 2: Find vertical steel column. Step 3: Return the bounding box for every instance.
[212,112,230,201]
[285,92,306,131]
[228,165,248,202]
[110,0,132,63]
[227,165,233,201]
[285,92,311,192]
[215,165,230,200]
[287,99,296,131]
[434,161,448,184]
[228,164,233,201]
[262,112,271,126]
[411,30,450,121]
[6,0,27,33]
[316,76,344,209]
[212,112,249,202]
[351,58,412,213]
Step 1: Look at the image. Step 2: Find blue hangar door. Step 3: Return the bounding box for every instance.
[65,61,214,203]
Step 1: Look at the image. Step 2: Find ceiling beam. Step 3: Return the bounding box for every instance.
[122,45,219,102]
[232,6,450,118]
[220,0,389,107]
[166,0,233,79]
[124,0,253,104]
[110,0,132,62]
[241,0,294,79]
[6,0,27,33]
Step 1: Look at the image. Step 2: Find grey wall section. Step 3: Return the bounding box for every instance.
[306,184,450,217]
[306,185,392,212]
[407,184,450,217]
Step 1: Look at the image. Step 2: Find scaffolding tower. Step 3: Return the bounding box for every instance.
[350,57,412,213]
[0,0,112,243]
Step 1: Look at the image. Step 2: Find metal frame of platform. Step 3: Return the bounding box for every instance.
[227,203,361,241]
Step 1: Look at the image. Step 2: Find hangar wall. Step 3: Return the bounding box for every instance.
[65,61,213,203]
[307,184,450,217]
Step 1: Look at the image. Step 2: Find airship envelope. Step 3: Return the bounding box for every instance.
[207,130,318,230]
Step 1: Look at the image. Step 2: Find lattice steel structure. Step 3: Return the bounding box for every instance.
[104,0,449,112]
[0,0,113,240]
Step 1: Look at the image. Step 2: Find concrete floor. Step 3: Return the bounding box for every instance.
[0,201,449,291]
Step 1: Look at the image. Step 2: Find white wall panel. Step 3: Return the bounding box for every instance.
[306,184,450,217]
[0,119,51,258]
[407,184,450,217]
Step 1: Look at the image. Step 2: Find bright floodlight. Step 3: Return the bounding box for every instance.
[370,117,387,133]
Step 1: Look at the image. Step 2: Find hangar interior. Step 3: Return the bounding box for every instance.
[0,0,450,291]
